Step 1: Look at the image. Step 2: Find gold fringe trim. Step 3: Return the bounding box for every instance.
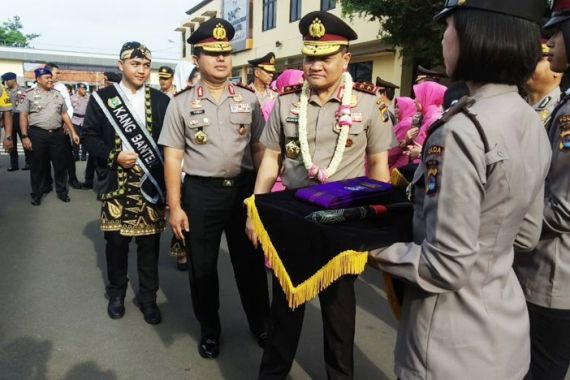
[390,168,410,187]
[382,273,401,320]
[246,195,368,309]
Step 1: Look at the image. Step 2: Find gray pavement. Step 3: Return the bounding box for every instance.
[0,156,398,380]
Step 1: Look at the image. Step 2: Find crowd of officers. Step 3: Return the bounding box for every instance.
[2,1,570,379]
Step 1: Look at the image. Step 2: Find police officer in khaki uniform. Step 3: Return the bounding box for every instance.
[2,72,30,171]
[525,40,562,128]
[70,83,90,162]
[248,52,277,107]
[158,66,176,98]
[18,67,80,205]
[515,1,570,378]
[368,1,551,379]
[247,11,396,379]
[376,76,399,125]
[159,18,270,360]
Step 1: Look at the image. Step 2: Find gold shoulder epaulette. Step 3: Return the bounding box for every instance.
[352,82,376,95]
[173,85,192,97]
[235,82,255,93]
[280,84,303,96]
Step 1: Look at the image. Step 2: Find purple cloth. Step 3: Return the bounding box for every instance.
[295,176,393,209]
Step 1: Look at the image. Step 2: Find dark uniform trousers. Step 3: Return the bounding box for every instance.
[182,173,270,338]
[259,275,357,380]
[29,126,68,199]
[104,231,160,304]
[9,113,31,169]
[525,303,570,380]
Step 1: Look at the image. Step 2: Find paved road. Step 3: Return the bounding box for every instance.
[0,156,399,380]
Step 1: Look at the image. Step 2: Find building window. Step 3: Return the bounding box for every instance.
[263,0,277,31]
[348,61,372,83]
[321,0,336,11]
[290,0,301,22]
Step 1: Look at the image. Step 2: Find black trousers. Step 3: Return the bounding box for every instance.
[104,231,161,304]
[525,302,570,380]
[64,132,78,182]
[259,275,357,380]
[9,114,31,169]
[29,126,68,199]
[84,155,95,185]
[182,174,270,338]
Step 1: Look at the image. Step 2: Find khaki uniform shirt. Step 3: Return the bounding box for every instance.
[158,80,264,177]
[18,87,67,130]
[529,86,561,128]
[161,86,176,99]
[71,93,90,126]
[369,84,551,380]
[249,83,276,107]
[515,89,570,310]
[262,84,396,188]
[0,84,12,112]
[6,85,26,113]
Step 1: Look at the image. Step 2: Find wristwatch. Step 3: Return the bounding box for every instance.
[21,134,29,139]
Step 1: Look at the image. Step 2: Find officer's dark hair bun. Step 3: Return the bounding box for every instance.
[451,8,541,85]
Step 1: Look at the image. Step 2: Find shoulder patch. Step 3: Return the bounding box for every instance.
[280,83,303,96]
[352,82,376,95]
[235,82,255,93]
[173,86,192,97]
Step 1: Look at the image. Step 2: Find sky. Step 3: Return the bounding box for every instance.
[4,0,202,60]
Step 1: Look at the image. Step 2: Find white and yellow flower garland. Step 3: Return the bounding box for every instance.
[298,71,353,183]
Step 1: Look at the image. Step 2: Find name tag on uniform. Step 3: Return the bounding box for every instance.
[286,117,299,123]
[230,103,251,113]
[191,109,205,115]
[352,113,363,122]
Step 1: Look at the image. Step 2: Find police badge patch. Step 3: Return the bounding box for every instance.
[559,115,570,151]
[425,160,440,196]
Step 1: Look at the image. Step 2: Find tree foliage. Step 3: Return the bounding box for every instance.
[340,0,552,67]
[0,16,40,48]
[340,0,445,66]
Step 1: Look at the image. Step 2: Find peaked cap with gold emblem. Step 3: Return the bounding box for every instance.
[187,18,235,53]
[158,66,174,79]
[299,11,358,57]
[248,52,276,72]
[434,0,544,24]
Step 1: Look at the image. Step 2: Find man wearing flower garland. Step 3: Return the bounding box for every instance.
[246,11,396,379]
[82,41,170,325]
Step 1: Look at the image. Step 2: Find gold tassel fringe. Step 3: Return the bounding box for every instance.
[246,195,368,309]
[390,168,410,187]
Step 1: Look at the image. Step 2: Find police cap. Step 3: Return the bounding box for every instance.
[434,0,544,24]
[34,67,52,78]
[187,18,235,53]
[248,52,276,72]
[299,11,357,57]
[158,66,174,79]
[375,77,400,89]
[545,0,570,29]
[1,72,16,81]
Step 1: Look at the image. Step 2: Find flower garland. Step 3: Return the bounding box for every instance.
[298,71,353,183]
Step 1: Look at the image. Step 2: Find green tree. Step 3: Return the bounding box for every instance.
[0,16,40,47]
[340,0,445,67]
[340,0,551,67]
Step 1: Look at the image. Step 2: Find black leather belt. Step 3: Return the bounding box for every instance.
[30,126,62,133]
[186,172,255,188]
[73,113,85,117]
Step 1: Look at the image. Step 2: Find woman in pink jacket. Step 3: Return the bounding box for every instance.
[388,96,416,170]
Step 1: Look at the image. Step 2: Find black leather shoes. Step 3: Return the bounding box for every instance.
[198,336,220,359]
[31,197,41,206]
[69,180,82,189]
[81,182,93,189]
[107,297,125,319]
[57,194,71,202]
[22,165,30,171]
[139,302,162,325]
[7,167,18,172]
